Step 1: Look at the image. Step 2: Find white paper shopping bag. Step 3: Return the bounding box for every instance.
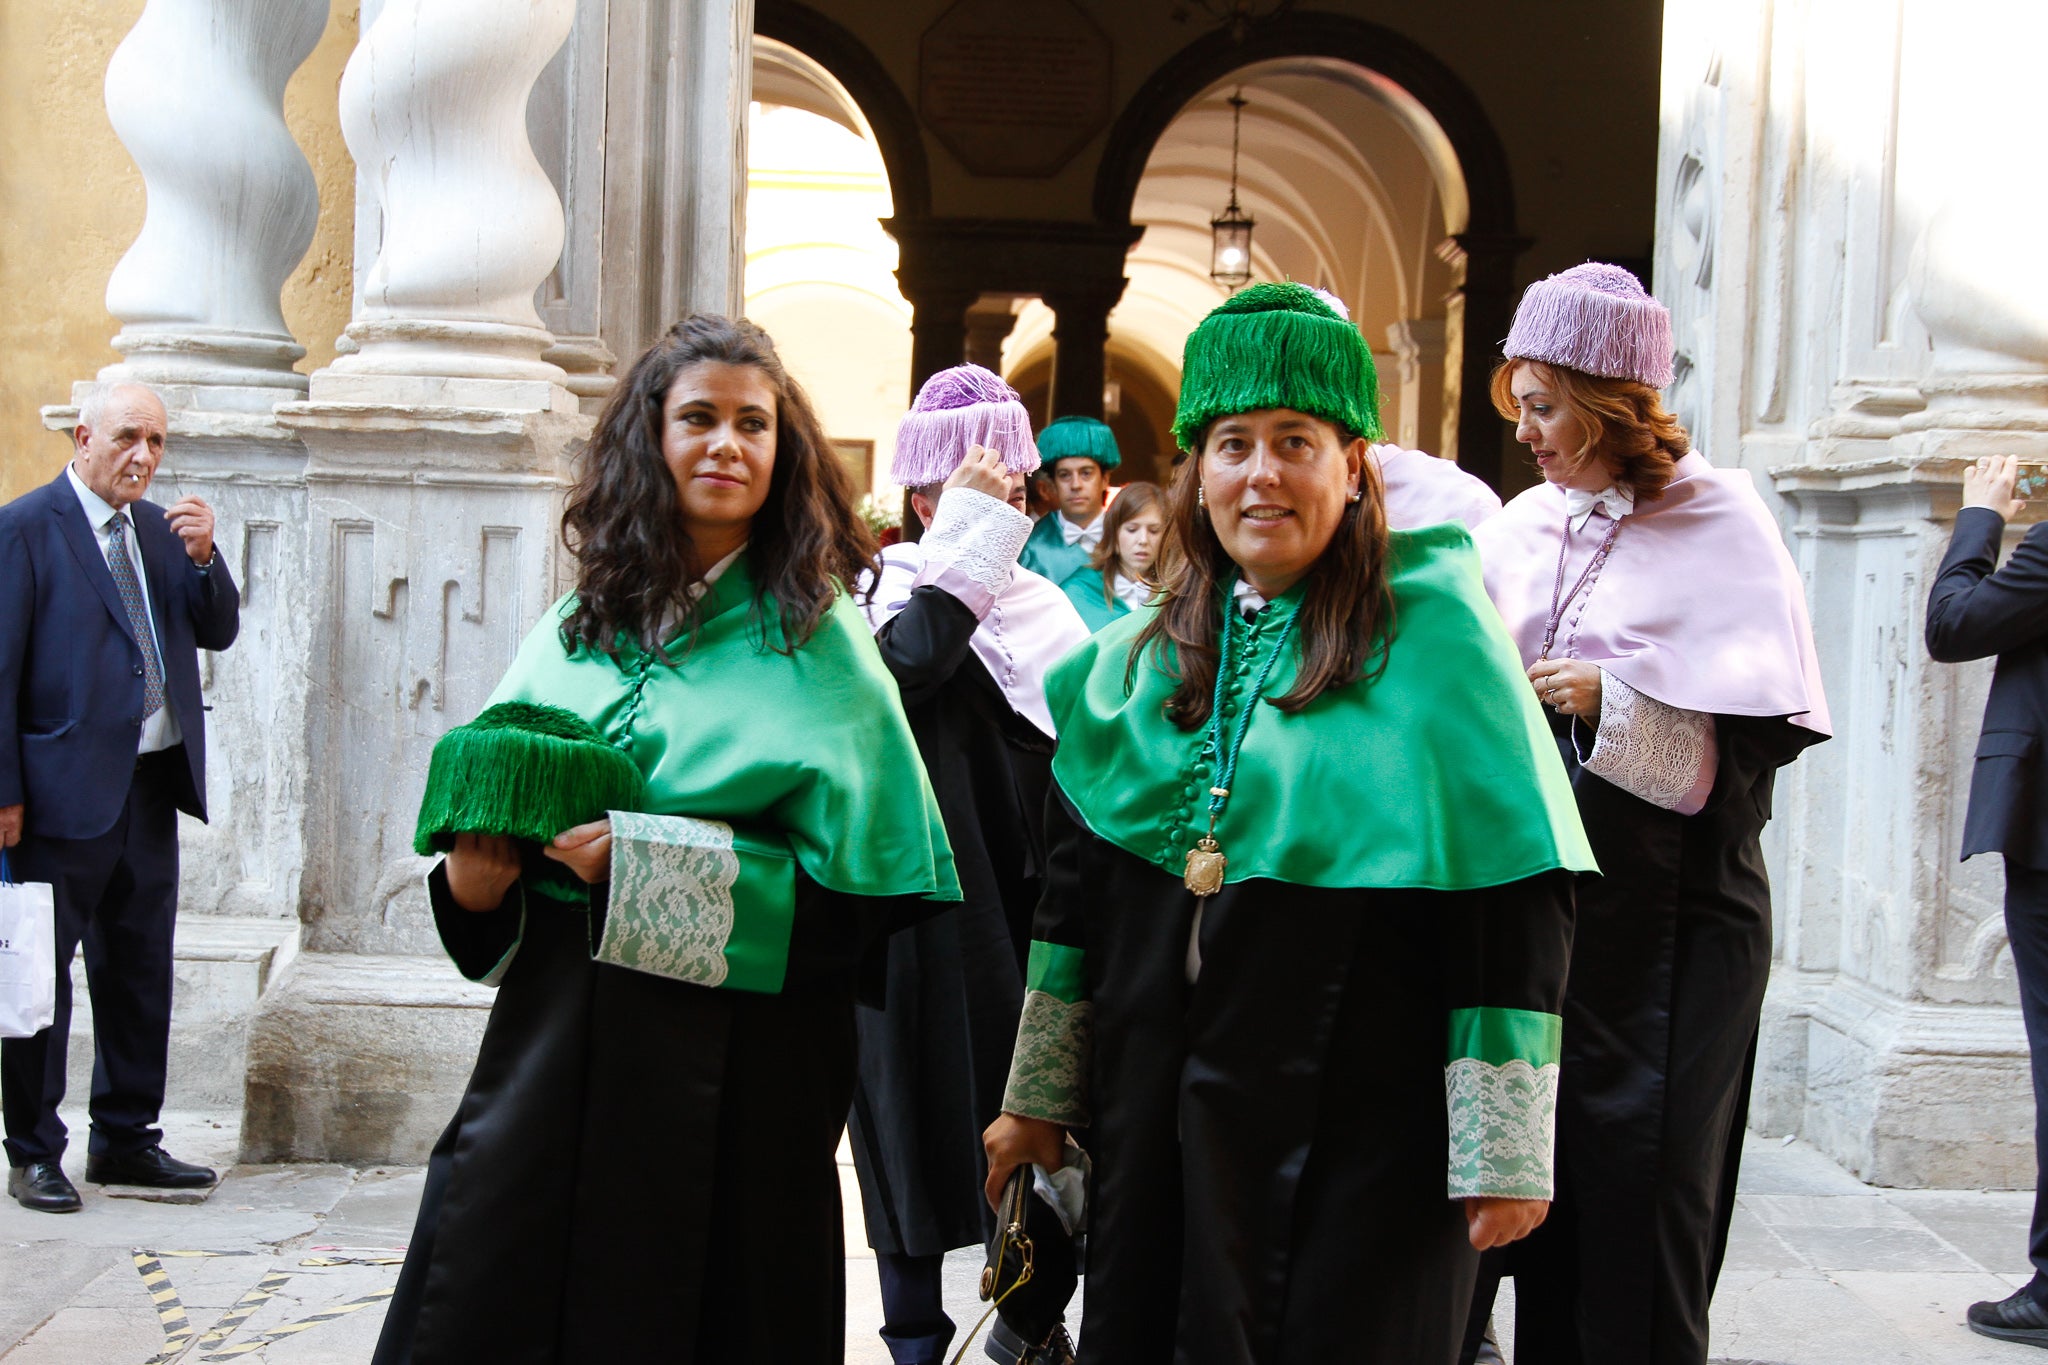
[0,851,56,1039]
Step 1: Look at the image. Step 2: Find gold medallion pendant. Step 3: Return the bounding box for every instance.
[1184,835,1227,897]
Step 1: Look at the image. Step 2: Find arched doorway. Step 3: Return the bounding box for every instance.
[743,37,912,500]
[1093,15,1525,490]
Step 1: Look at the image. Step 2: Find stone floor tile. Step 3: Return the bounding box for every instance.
[0,1306,164,1365]
[1831,1270,2045,1363]
[0,1245,119,1347]
[1736,1135,1883,1196]
[1707,1266,1934,1364]
[1772,1223,1980,1273]
[1743,1192,1920,1228]
[1886,1190,2038,1276]
[1722,1202,1812,1272]
[303,1167,426,1248]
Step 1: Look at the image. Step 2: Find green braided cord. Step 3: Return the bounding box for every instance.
[1205,584,1302,825]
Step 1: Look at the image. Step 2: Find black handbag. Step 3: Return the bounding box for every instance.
[950,1166,1079,1365]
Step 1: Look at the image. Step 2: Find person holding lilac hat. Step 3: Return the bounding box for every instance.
[1463,264,1832,1365]
[850,364,1090,1365]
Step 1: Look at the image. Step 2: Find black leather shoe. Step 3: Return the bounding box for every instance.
[1968,1288,2048,1346]
[7,1161,82,1213]
[85,1145,216,1189]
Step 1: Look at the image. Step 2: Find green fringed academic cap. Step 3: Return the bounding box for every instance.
[414,701,647,890]
[1171,281,1385,452]
[1035,415,1121,471]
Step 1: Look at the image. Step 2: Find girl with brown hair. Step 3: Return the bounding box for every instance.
[376,315,959,1365]
[1056,479,1166,631]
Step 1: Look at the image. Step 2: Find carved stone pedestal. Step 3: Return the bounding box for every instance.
[1762,456,2033,1186]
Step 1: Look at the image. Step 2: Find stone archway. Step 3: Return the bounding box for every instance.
[1092,14,1527,488]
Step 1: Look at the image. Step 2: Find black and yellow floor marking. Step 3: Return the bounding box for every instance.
[184,1270,294,1358]
[134,1251,261,1365]
[133,1251,195,1364]
[196,1286,396,1360]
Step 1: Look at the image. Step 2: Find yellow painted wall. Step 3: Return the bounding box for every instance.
[0,1,359,505]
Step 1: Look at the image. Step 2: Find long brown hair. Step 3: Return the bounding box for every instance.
[1129,422,1395,729]
[1089,480,1165,607]
[560,315,875,658]
[1490,359,1688,501]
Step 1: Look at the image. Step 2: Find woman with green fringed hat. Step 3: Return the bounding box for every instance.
[981,282,1594,1364]
[1018,415,1121,584]
[373,316,959,1365]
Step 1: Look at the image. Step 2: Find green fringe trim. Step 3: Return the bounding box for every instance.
[1036,415,1122,469]
[413,702,648,865]
[1172,281,1385,451]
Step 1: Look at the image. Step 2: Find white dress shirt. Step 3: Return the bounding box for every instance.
[66,463,182,754]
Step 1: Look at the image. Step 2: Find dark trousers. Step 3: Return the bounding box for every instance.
[1,750,181,1167]
[2007,859,2048,1301]
[877,1250,955,1364]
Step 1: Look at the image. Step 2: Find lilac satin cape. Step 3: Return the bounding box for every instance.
[1372,444,1502,531]
[861,543,1090,738]
[1474,452,1831,735]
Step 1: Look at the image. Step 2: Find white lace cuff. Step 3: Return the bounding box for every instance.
[596,811,798,994]
[1582,671,1717,814]
[913,487,1031,618]
[1446,1057,1559,1200]
[1002,990,1092,1127]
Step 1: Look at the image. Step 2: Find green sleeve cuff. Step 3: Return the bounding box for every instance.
[1446,1006,1562,1069]
[1025,939,1087,1004]
[1001,989,1092,1127]
[1445,1006,1562,1200]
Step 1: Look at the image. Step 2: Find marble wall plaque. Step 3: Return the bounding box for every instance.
[919,0,1112,177]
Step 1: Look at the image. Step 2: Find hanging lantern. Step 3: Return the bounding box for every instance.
[1210,92,1255,290]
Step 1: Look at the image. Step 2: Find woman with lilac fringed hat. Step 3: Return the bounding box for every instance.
[1459,264,1832,1365]
[849,364,1090,1365]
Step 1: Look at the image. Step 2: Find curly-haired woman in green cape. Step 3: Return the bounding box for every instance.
[982,284,1593,1365]
[375,316,958,1365]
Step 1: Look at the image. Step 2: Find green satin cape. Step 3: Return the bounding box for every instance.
[487,553,961,904]
[1046,522,1596,890]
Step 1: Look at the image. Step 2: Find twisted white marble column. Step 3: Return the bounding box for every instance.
[98,0,327,412]
[323,0,576,402]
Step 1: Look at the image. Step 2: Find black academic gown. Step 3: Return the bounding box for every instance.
[1032,785,1575,1365]
[373,865,913,1365]
[848,584,1054,1257]
[1487,711,1819,1365]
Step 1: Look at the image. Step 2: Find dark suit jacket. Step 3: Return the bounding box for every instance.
[0,471,240,841]
[1927,505,2048,866]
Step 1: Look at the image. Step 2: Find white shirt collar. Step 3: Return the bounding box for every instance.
[1563,483,1635,531]
[1057,509,1103,550]
[66,462,125,530]
[1232,577,1268,619]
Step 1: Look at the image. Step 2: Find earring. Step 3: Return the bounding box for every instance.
[1197,486,1206,508]
[1346,489,1362,503]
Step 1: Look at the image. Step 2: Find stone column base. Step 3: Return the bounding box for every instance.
[240,953,495,1165]
[1756,970,2032,1189]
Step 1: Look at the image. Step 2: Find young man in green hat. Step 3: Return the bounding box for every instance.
[1018,415,1120,583]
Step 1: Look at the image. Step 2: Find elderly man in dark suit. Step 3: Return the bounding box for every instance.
[1928,452,2048,1347]
[0,382,240,1213]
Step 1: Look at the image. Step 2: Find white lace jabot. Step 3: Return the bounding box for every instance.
[1563,484,1635,531]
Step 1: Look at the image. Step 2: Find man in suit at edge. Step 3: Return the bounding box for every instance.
[1929,452,2048,1347]
[0,382,240,1213]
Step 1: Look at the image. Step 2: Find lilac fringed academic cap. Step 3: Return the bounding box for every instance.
[890,365,1041,487]
[1503,263,1676,389]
